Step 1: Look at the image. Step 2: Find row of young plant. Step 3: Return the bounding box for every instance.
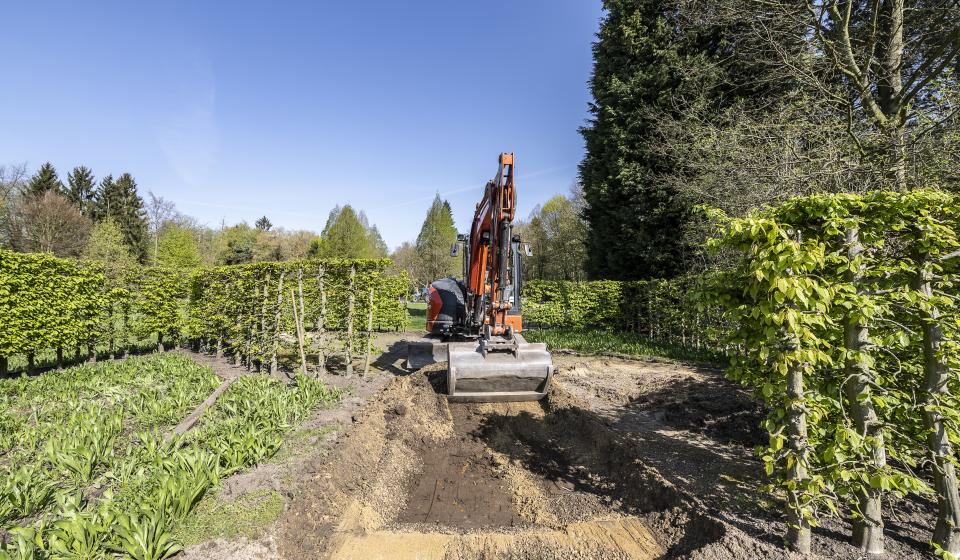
[705,190,960,557]
[0,251,409,375]
[522,276,727,353]
[187,260,408,377]
[0,353,339,559]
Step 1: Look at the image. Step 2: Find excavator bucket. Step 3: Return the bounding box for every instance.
[406,334,553,402]
[405,336,448,371]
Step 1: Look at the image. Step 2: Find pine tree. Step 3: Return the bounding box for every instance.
[415,194,459,284]
[93,175,120,220]
[25,162,64,198]
[255,216,273,231]
[366,225,388,258]
[115,173,149,263]
[93,173,149,262]
[66,166,96,217]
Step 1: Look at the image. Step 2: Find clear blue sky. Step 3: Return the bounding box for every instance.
[0,1,603,249]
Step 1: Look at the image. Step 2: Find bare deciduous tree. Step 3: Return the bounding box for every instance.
[145,191,179,262]
[9,191,92,257]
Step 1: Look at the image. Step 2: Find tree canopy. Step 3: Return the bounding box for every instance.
[415,195,459,284]
[316,205,388,259]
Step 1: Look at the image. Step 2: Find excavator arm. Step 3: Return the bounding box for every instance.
[465,153,521,338]
[406,153,553,402]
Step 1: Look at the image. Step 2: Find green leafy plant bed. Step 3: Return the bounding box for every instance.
[0,353,340,559]
[523,328,725,364]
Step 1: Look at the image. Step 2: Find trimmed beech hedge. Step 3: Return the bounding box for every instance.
[522,277,727,351]
[0,250,408,372]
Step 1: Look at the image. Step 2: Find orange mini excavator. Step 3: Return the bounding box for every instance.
[406,153,554,402]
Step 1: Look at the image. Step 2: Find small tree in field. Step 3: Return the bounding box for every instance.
[156,225,201,269]
[83,218,137,274]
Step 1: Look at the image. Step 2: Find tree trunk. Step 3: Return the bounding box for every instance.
[56,346,64,368]
[345,266,356,377]
[271,271,286,375]
[157,332,164,353]
[879,0,907,190]
[784,327,811,554]
[0,356,7,377]
[915,255,960,555]
[364,288,374,376]
[27,354,35,375]
[88,344,96,363]
[843,227,886,554]
[316,265,327,374]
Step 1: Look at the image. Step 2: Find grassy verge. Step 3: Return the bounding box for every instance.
[523,328,725,365]
[173,489,285,546]
[406,302,427,332]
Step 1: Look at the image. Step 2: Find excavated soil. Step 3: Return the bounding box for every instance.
[272,364,783,560]
[180,344,939,559]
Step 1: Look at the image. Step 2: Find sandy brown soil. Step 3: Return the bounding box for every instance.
[178,342,939,560]
[551,354,938,560]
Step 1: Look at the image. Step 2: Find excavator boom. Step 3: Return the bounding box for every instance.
[406,153,554,402]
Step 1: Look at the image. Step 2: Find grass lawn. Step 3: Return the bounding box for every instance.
[523,328,724,365]
[407,302,427,332]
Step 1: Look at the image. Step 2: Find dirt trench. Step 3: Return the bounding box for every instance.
[274,365,778,560]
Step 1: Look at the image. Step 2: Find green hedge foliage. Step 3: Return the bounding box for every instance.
[0,252,408,372]
[522,277,726,352]
[0,251,102,362]
[185,259,408,367]
[705,190,960,555]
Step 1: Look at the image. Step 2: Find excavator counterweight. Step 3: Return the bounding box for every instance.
[405,153,553,402]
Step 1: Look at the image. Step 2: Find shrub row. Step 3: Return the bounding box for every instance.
[0,251,408,374]
[185,260,408,372]
[522,276,726,352]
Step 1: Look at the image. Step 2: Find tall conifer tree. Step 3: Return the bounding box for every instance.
[66,166,96,217]
[93,173,149,262]
[25,162,64,198]
[415,194,459,284]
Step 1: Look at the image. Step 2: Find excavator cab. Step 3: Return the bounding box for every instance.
[405,153,554,402]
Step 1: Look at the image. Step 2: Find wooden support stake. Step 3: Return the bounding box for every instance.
[363,287,374,376]
[167,377,237,441]
[316,265,327,374]
[291,288,308,376]
[345,265,356,377]
[271,270,286,375]
[258,273,272,373]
